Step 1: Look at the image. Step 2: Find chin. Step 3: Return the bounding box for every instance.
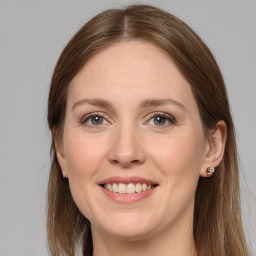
[93,212,159,241]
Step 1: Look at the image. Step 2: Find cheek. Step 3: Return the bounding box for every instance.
[148,131,205,178]
[63,132,107,177]
[62,131,108,217]
[147,132,205,217]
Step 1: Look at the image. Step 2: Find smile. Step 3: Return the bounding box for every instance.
[103,183,156,194]
[98,176,159,203]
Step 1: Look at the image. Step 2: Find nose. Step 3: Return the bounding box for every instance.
[107,124,146,167]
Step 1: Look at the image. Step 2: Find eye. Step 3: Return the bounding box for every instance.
[90,116,104,125]
[80,112,110,127]
[147,112,177,127]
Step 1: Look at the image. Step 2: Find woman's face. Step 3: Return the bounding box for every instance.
[57,41,211,240]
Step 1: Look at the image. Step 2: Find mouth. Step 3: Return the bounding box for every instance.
[101,182,158,194]
[98,176,159,200]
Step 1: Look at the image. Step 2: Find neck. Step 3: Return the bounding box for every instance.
[91,217,197,256]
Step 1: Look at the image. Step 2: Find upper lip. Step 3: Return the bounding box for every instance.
[98,176,158,185]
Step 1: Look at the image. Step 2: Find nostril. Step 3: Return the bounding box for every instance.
[109,158,143,167]
[107,138,146,166]
[110,159,120,165]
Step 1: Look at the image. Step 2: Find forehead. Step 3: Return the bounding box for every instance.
[68,40,195,108]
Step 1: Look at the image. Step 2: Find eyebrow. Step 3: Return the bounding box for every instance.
[140,98,186,110]
[72,98,186,111]
[72,98,113,111]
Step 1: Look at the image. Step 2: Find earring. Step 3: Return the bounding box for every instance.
[206,167,215,176]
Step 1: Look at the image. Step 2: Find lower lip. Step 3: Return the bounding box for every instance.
[99,185,157,204]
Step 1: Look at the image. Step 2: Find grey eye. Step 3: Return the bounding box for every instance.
[147,112,176,127]
[153,116,167,125]
[91,116,104,125]
[81,114,108,126]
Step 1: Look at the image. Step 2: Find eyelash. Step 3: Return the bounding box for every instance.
[80,112,110,127]
[79,112,177,128]
[146,112,177,127]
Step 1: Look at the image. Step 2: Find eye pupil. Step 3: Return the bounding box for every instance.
[92,116,103,125]
[154,116,166,125]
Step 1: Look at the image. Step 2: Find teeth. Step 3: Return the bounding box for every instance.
[147,185,152,191]
[119,183,126,193]
[104,183,155,194]
[127,183,135,194]
[106,183,112,192]
[142,183,147,192]
[112,183,118,193]
[135,183,142,193]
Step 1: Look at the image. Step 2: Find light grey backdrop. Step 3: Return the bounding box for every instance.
[0,1,255,255]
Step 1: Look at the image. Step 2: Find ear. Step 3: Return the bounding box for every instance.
[53,129,69,178]
[200,120,227,177]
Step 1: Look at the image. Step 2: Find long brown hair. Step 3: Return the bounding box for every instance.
[47,4,251,256]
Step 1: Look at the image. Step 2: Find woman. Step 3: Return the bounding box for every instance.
[47,4,251,256]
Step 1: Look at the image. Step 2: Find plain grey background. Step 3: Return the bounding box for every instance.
[0,0,255,255]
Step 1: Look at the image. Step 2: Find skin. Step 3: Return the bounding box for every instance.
[56,40,226,256]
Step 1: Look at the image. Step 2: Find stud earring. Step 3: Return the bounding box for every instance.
[206,167,215,176]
